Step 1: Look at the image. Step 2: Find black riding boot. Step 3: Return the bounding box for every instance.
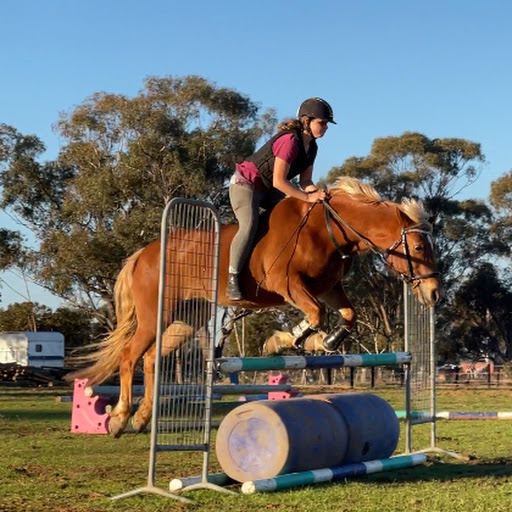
[322,325,351,352]
[226,272,242,301]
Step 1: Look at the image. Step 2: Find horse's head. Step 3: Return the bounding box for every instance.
[385,201,440,307]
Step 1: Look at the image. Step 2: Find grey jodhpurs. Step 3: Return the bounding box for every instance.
[228,182,283,274]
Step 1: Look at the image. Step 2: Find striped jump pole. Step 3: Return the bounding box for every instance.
[216,352,411,373]
[85,383,293,398]
[436,411,512,420]
[169,472,235,492]
[396,410,512,420]
[241,453,427,495]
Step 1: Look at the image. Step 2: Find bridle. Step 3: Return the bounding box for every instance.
[385,225,440,285]
[322,200,440,286]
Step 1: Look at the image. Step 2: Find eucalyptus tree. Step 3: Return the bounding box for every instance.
[489,169,512,255]
[0,76,274,327]
[438,263,512,362]
[319,132,488,353]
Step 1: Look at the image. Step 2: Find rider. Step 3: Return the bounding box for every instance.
[227,97,336,300]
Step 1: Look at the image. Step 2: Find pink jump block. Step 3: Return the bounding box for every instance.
[70,379,110,434]
[267,373,301,400]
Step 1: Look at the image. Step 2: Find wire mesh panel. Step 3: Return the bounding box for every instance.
[152,197,220,456]
[111,199,222,502]
[403,282,465,460]
[404,281,435,425]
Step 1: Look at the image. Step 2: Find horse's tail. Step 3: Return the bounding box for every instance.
[65,248,144,386]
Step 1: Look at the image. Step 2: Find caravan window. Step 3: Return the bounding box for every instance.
[35,344,43,352]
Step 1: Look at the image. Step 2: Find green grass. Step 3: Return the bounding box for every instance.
[1,386,512,511]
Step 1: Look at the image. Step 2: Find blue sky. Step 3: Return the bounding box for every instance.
[1,0,511,308]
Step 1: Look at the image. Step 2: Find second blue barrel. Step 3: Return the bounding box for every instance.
[215,393,399,482]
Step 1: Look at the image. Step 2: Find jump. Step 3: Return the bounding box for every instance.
[66,176,441,437]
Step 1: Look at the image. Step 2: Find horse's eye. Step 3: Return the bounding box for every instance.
[414,245,424,252]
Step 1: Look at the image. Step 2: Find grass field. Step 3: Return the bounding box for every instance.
[1,385,512,512]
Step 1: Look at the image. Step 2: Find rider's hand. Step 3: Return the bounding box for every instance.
[306,189,326,203]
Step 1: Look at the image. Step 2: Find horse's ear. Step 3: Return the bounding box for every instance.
[427,214,437,226]
[396,208,410,225]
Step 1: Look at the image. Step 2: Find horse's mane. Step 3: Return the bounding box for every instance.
[328,176,431,226]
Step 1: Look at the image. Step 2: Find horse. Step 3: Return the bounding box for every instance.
[66,176,440,437]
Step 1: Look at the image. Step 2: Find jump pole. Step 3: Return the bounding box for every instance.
[216,352,411,373]
[85,383,294,397]
[241,453,427,494]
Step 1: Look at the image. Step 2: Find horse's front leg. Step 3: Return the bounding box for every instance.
[319,281,356,352]
[277,274,326,349]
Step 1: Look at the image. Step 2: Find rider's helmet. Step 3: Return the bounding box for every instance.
[297,97,336,124]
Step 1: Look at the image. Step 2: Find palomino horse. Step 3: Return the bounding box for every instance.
[67,177,440,437]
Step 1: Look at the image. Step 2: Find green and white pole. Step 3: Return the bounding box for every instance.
[241,453,427,495]
[217,352,412,373]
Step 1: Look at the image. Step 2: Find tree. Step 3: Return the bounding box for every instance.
[0,302,47,332]
[0,302,97,348]
[439,263,512,362]
[319,132,494,355]
[0,76,275,328]
[489,170,512,256]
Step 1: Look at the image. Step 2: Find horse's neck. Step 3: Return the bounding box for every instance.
[329,196,401,251]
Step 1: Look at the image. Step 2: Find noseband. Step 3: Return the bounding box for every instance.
[322,200,439,285]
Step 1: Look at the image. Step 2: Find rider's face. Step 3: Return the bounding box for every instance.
[309,118,329,139]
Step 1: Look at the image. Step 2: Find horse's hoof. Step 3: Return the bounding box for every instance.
[108,415,128,438]
[132,412,150,433]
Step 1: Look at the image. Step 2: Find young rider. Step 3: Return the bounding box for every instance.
[227,97,336,300]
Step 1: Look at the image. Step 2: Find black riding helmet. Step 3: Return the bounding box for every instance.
[297,97,336,124]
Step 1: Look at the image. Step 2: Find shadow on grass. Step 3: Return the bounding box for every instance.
[367,458,512,486]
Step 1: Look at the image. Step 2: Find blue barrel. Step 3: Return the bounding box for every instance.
[215,397,348,482]
[215,393,399,482]
[313,393,400,463]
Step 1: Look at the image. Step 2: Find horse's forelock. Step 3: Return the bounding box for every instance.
[399,198,431,227]
[329,177,382,202]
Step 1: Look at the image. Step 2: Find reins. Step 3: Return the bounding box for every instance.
[322,198,439,285]
[256,195,439,295]
[255,201,317,294]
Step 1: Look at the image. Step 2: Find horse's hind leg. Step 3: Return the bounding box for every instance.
[109,325,155,438]
[131,344,156,433]
[132,321,195,432]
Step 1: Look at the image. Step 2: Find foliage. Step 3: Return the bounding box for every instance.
[0,302,97,348]
[0,77,274,324]
[1,86,512,363]
[437,263,512,362]
[0,228,23,271]
[489,169,512,254]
